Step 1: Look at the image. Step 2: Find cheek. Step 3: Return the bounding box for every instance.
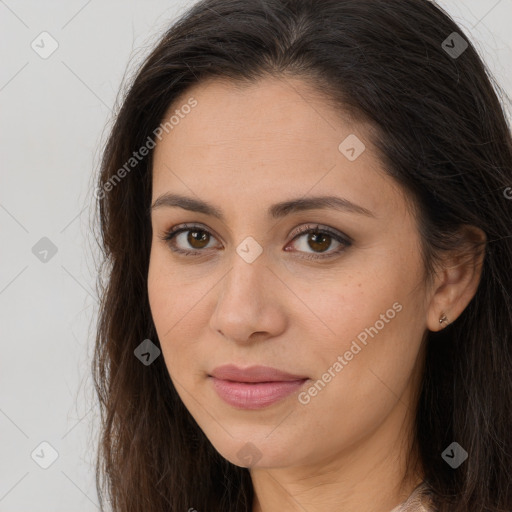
[147,247,212,373]
[147,250,186,361]
[302,252,425,398]
[147,245,197,326]
[147,249,172,328]
[307,263,401,338]
[294,297,422,457]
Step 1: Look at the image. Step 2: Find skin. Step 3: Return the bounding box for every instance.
[147,76,485,512]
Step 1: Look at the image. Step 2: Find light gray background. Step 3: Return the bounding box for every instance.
[1,1,511,510]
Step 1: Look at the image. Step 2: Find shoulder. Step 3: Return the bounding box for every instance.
[389,482,437,512]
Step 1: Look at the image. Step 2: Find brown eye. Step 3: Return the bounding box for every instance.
[159,224,220,255]
[285,224,352,260]
[159,224,221,256]
[160,223,351,260]
[187,229,210,249]
[306,232,332,253]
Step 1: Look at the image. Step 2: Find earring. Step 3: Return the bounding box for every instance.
[439,313,449,326]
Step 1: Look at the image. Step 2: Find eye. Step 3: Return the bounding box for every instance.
[158,223,352,260]
[158,223,220,256]
[286,224,352,260]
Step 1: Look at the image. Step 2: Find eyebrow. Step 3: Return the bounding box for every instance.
[150,193,375,219]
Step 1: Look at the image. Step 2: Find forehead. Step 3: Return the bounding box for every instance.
[151,76,405,220]
[156,76,356,155]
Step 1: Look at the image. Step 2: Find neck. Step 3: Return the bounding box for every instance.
[250,399,424,512]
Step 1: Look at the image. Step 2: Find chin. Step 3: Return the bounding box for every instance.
[205,429,303,469]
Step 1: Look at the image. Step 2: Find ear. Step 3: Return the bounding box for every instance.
[426,225,486,332]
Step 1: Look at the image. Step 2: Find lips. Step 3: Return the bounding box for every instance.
[208,364,309,409]
[209,364,308,383]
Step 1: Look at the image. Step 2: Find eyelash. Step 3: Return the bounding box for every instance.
[158,223,352,261]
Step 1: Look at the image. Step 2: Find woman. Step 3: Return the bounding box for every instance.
[92,1,512,511]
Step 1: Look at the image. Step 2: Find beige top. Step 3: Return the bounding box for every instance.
[389,482,436,512]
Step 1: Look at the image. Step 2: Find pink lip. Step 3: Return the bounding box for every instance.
[209,364,309,410]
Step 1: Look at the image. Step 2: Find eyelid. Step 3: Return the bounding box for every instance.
[159,222,352,259]
[158,222,222,249]
[289,223,353,244]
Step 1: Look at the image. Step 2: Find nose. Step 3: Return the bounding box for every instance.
[209,250,287,344]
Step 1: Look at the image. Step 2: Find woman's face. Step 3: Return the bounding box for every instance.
[148,76,434,470]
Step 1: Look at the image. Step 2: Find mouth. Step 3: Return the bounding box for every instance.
[208,364,309,410]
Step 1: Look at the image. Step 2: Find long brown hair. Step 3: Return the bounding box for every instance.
[92,1,512,510]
